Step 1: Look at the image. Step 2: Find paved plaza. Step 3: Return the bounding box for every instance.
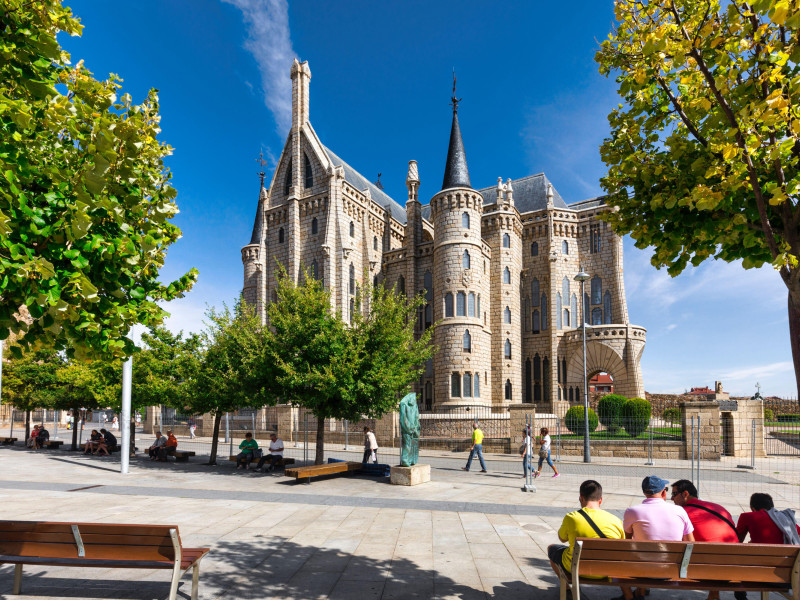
[0,443,797,600]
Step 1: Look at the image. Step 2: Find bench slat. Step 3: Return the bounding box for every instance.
[584,549,797,568]
[686,564,792,583]
[0,521,177,539]
[0,541,176,561]
[580,560,679,579]
[0,532,178,546]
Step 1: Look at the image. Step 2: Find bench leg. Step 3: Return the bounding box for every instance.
[13,564,22,594]
[192,563,200,600]
[168,562,182,600]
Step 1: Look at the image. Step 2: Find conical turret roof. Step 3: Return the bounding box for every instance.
[441,109,471,190]
[249,186,267,245]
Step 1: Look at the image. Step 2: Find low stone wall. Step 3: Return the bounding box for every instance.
[555,439,685,460]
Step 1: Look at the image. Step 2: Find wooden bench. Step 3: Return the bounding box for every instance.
[228,455,295,468]
[0,520,210,600]
[40,440,63,449]
[171,450,195,462]
[80,442,119,453]
[551,537,800,600]
[0,437,17,445]
[285,461,362,482]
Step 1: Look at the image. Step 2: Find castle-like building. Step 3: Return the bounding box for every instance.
[242,60,646,413]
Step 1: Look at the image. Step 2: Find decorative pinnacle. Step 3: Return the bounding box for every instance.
[451,68,461,113]
[256,149,268,188]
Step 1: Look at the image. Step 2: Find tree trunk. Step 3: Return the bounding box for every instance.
[129,418,136,456]
[208,412,222,466]
[71,408,79,451]
[315,417,325,465]
[24,410,30,441]
[789,294,800,405]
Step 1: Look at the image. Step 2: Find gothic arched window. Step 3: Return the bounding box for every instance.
[476,294,480,317]
[311,217,318,235]
[562,276,570,298]
[311,260,318,280]
[584,293,590,324]
[505,379,512,400]
[456,292,466,316]
[349,221,355,237]
[503,267,511,284]
[571,293,577,328]
[278,227,284,243]
[451,373,461,397]
[531,279,540,305]
[463,250,470,269]
[604,290,613,324]
[474,373,480,398]
[445,292,454,317]
[467,292,476,317]
[284,158,292,195]
[531,241,539,256]
[349,264,355,295]
[504,306,511,324]
[504,339,512,359]
[462,212,470,229]
[591,275,602,305]
[562,240,569,254]
[532,309,540,332]
[503,233,510,248]
[563,309,570,327]
[463,330,471,352]
[541,293,548,330]
[398,275,405,296]
[373,236,378,251]
[304,154,313,189]
[592,307,603,325]
[556,292,562,329]
[463,373,473,397]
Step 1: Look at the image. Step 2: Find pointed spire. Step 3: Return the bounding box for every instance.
[441,72,471,190]
[249,188,266,245]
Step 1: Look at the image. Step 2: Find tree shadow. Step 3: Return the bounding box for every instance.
[0,537,540,599]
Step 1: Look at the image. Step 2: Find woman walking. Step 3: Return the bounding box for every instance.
[533,427,559,479]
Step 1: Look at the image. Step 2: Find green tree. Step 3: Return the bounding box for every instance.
[187,301,268,465]
[2,346,65,439]
[596,0,800,397]
[0,1,197,359]
[597,393,628,433]
[265,268,435,464]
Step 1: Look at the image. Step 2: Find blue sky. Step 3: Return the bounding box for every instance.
[60,0,795,397]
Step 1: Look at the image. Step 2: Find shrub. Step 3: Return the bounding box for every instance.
[623,397,651,438]
[565,406,599,436]
[763,408,774,422]
[597,394,628,433]
[776,413,800,423]
[662,407,681,424]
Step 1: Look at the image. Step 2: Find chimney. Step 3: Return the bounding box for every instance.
[290,59,311,131]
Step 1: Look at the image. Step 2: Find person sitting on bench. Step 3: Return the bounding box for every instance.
[236,433,258,470]
[34,425,50,449]
[85,430,102,454]
[255,433,284,472]
[148,431,166,460]
[96,428,116,456]
[26,425,39,448]
[162,430,178,460]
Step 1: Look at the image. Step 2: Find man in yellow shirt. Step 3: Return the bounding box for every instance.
[548,480,624,575]
[462,422,487,472]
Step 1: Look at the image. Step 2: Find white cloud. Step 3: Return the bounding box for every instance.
[665,323,678,332]
[224,0,296,135]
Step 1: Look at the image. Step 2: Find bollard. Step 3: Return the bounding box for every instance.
[224,412,230,444]
[645,422,654,466]
[9,408,14,441]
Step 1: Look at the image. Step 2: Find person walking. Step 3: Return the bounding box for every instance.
[462,422,487,473]
[533,427,559,479]
[519,428,533,479]
[362,426,378,464]
[188,417,197,439]
[111,416,119,431]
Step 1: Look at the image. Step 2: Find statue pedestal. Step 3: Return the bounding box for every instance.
[390,464,430,486]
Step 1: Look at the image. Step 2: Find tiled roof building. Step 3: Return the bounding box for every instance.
[242,60,646,412]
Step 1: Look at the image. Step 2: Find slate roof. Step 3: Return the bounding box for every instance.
[322,145,407,225]
[477,173,568,213]
[441,111,471,190]
[249,186,267,245]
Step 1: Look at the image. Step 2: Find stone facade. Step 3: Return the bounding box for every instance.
[242,60,647,413]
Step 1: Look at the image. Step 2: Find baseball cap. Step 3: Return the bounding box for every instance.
[642,475,670,495]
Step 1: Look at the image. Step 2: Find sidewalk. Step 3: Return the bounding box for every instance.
[0,446,793,599]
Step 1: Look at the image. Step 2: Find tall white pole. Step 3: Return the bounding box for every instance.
[120,356,132,474]
[581,278,591,463]
[0,339,4,407]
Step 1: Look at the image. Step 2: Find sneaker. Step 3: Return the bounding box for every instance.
[461,467,469,471]
[553,473,560,478]
[480,470,487,473]
[533,472,540,479]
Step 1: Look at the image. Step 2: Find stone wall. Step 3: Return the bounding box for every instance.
[556,439,684,459]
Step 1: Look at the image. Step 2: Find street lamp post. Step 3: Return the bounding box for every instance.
[574,268,591,463]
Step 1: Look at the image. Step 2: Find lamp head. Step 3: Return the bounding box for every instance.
[574,269,590,283]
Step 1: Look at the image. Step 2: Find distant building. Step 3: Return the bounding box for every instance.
[242,60,647,412]
[589,374,614,394]
[688,386,715,396]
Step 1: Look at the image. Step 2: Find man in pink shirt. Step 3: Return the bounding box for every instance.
[613,476,694,600]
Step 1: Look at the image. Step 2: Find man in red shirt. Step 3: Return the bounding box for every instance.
[736,493,800,544]
[671,480,737,600]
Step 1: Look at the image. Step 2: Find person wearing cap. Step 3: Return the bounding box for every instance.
[616,475,694,600]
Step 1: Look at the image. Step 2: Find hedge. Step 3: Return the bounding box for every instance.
[565,406,599,435]
[622,397,651,438]
[597,394,628,433]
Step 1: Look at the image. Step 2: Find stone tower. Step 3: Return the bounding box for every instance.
[241,185,267,319]
[431,101,492,409]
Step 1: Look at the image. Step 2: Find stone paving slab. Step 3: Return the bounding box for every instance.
[0,447,796,599]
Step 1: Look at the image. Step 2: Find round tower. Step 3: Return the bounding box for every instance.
[431,100,492,410]
[242,185,267,321]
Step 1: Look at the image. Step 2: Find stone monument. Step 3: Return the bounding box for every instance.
[390,393,430,485]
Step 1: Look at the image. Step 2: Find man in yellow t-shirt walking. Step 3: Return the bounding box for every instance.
[462,422,487,472]
[548,480,624,577]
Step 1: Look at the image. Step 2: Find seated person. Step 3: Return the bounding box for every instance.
[35,425,50,449]
[27,425,39,448]
[96,428,116,456]
[256,433,284,472]
[548,479,624,579]
[161,430,178,460]
[236,433,258,469]
[85,429,102,454]
[147,431,166,460]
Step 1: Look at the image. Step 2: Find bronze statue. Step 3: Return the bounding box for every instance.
[399,393,420,467]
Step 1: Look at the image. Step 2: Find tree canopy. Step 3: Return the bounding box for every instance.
[265,268,435,464]
[596,0,800,395]
[0,1,197,359]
